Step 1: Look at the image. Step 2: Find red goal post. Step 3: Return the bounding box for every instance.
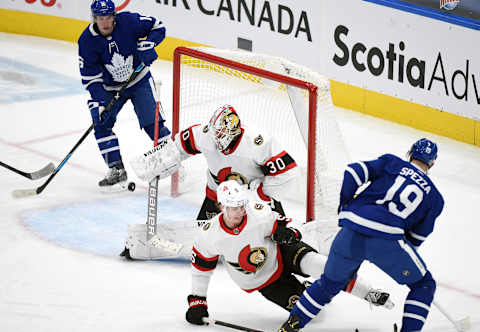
[170,46,349,222]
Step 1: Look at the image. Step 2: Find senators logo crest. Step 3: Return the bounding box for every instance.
[227,245,268,274]
[222,111,241,134]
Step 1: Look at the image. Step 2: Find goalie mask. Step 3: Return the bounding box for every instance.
[208,105,242,151]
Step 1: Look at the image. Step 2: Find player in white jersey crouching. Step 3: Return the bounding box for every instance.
[185,180,394,326]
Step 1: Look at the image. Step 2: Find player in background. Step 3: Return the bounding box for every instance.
[185,180,394,326]
[78,0,170,192]
[278,138,444,332]
[131,104,298,219]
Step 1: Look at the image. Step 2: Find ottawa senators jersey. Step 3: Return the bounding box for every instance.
[174,123,298,201]
[191,201,285,293]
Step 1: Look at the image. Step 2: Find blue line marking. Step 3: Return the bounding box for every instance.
[363,0,480,30]
[0,56,85,104]
[23,194,198,260]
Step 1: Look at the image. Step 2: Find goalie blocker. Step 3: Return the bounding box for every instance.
[130,138,181,182]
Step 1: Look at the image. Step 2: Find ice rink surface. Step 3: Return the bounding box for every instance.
[0,32,479,332]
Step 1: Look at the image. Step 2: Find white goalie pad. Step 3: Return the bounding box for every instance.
[129,138,181,182]
[296,219,340,256]
[125,221,199,259]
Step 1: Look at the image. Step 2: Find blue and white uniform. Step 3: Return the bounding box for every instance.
[78,11,170,167]
[287,150,444,332]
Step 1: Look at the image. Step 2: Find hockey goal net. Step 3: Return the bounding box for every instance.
[171,46,349,222]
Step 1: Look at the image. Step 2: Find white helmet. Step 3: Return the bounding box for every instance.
[217,180,248,208]
[208,105,242,151]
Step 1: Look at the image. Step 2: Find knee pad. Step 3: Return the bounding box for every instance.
[408,271,436,300]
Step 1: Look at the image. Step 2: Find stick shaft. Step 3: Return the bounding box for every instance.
[204,318,264,332]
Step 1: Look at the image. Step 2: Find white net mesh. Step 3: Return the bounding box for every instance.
[173,47,350,221]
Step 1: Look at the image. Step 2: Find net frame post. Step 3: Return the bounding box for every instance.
[171,46,318,222]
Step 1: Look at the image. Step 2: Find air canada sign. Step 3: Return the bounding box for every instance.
[155,0,313,42]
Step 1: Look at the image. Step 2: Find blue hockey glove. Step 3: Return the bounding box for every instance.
[137,40,158,66]
[88,100,107,126]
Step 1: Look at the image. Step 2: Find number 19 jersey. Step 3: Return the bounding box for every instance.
[338,154,444,247]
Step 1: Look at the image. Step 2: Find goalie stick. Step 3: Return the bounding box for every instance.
[203,318,264,332]
[146,84,164,248]
[12,63,145,199]
[0,161,55,180]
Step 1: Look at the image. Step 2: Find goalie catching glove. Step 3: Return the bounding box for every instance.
[129,138,181,182]
[186,295,209,325]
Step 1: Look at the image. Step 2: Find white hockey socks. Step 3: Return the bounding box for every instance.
[299,252,327,279]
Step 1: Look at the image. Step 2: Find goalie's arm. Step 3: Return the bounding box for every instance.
[255,150,299,202]
[129,124,204,182]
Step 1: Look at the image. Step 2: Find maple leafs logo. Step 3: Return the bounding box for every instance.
[105,52,133,82]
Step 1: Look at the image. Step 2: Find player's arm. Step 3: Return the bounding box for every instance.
[134,13,166,66]
[253,136,299,202]
[173,124,204,159]
[339,154,389,211]
[270,213,302,245]
[187,237,219,326]
[129,124,204,182]
[78,37,107,102]
[406,193,444,248]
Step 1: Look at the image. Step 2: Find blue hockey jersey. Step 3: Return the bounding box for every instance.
[338,154,444,247]
[78,12,166,102]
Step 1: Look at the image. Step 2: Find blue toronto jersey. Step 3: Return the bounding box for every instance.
[338,154,444,247]
[78,11,166,102]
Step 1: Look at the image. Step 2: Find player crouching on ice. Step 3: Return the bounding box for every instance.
[185,180,394,326]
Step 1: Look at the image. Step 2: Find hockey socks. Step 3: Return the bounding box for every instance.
[401,271,436,332]
[289,275,344,328]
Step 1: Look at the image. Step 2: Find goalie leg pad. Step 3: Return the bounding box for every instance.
[129,138,181,182]
[126,224,181,259]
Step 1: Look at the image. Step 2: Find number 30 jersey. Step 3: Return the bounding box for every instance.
[338,154,444,247]
[174,123,299,202]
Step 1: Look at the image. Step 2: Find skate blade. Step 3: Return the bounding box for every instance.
[99,181,129,194]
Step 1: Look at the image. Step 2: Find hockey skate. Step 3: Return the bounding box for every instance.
[99,163,135,193]
[277,315,301,332]
[364,289,394,309]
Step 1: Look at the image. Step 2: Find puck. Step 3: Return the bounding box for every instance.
[127,182,136,192]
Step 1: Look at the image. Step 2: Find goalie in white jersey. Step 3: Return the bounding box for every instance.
[185,180,394,326]
[131,104,300,220]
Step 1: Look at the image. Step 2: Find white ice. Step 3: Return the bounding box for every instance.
[0,32,479,332]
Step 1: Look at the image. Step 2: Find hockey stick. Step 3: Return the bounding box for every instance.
[203,318,264,332]
[0,161,55,180]
[12,64,145,199]
[146,85,163,247]
[433,300,471,332]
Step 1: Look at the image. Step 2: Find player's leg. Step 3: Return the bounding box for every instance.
[368,238,435,332]
[93,91,129,191]
[285,227,364,329]
[296,246,393,309]
[258,271,307,311]
[130,76,170,141]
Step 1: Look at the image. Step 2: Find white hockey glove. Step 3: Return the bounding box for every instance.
[130,138,181,182]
